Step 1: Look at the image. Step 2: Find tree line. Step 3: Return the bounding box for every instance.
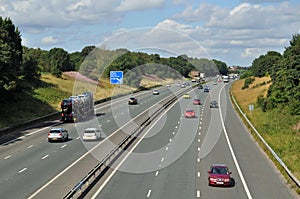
[243,34,300,115]
[0,17,230,94]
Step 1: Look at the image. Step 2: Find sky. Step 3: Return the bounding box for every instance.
[1,0,300,66]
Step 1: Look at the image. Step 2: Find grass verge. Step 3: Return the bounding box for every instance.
[231,77,300,194]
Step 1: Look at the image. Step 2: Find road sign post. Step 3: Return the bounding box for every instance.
[110,71,123,85]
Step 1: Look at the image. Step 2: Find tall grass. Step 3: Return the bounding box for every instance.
[231,77,300,192]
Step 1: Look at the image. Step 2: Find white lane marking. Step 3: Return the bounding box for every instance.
[42,155,49,160]
[199,122,202,125]
[197,147,200,151]
[1,125,56,146]
[165,147,169,151]
[107,120,110,122]
[169,138,172,142]
[178,121,180,124]
[147,189,152,197]
[172,131,175,135]
[99,124,102,127]
[197,158,200,163]
[155,171,159,176]
[18,168,27,173]
[91,90,186,199]
[27,145,33,149]
[219,85,253,199]
[76,136,80,140]
[175,126,178,129]
[161,157,165,162]
[197,172,201,177]
[196,190,200,198]
[4,155,11,159]
[199,126,201,129]
[29,88,181,199]
[198,139,200,143]
[61,144,67,148]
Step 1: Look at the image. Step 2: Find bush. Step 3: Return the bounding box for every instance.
[242,77,255,89]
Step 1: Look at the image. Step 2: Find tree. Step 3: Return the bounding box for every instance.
[250,51,281,77]
[0,17,22,92]
[47,48,72,77]
[21,46,40,87]
[213,59,228,75]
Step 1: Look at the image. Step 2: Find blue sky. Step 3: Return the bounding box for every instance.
[1,0,300,66]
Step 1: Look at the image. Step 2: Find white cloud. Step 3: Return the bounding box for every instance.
[41,36,59,45]
[241,48,262,58]
[115,0,164,11]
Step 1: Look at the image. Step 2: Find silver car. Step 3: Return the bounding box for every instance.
[82,128,102,141]
[48,128,69,142]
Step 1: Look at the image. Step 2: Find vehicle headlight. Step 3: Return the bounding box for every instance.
[224,178,230,182]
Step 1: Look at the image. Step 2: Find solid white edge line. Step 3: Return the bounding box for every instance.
[219,84,253,199]
[196,190,200,198]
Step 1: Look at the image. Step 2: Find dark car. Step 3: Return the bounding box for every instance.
[128,97,138,105]
[208,164,232,186]
[204,86,210,92]
[210,101,218,108]
[198,85,203,89]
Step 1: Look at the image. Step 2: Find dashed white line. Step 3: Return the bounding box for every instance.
[197,147,200,151]
[169,138,172,142]
[4,155,11,159]
[27,145,33,149]
[198,139,200,143]
[42,155,49,160]
[165,147,169,151]
[197,158,200,163]
[199,126,202,129]
[147,189,152,197]
[197,172,201,177]
[161,157,165,162]
[155,171,159,176]
[196,190,201,198]
[76,136,80,140]
[18,168,27,173]
[175,126,178,129]
[61,144,67,148]
[172,131,175,135]
[107,120,110,123]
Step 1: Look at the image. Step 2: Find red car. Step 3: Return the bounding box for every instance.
[185,109,195,118]
[208,164,232,186]
[193,98,201,105]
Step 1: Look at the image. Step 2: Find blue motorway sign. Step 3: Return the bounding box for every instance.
[110,71,123,84]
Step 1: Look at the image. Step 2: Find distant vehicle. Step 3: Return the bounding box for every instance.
[223,75,229,83]
[213,81,217,85]
[61,92,94,122]
[183,93,190,99]
[210,101,218,108]
[153,90,159,95]
[48,128,69,142]
[208,164,232,186]
[82,128,102,141]
[185,109,196,118]
[193,99,202,105]
[166,84,171,87]
[128,97,138,105]
[191,79,196,82]
[204,86,210,92]
[181,84,186,88]
[198,85,203,89]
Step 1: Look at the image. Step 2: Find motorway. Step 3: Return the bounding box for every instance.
[0,81,298,199]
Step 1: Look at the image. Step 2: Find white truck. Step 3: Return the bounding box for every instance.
[223,75,229,83]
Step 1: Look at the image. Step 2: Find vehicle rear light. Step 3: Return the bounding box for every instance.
[59,133,62,136]
[48,132,50,136]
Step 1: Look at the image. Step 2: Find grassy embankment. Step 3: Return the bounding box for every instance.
[231,77,300,193]
[0,73,170,128]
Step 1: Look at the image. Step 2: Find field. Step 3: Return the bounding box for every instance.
[231,77,300,192]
